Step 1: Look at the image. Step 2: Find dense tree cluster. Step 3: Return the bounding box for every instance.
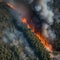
[0,41,20,60]
[0,3,38,60]
[52,0,60,51]
[15,22,51,60]
[0,2,51,60]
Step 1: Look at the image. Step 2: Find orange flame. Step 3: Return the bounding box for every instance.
[6,3,53,52]
[22,18,53,52]
[6,3,16,10]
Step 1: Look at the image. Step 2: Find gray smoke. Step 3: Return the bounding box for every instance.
[33,0,55,40]
[1,0,39,59]
[6,0,56,40]
[38,0,54,25]
[3,28,39,60]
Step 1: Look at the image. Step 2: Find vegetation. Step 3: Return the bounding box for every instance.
[0,41,20,60]
[52,0,60,51]
[14,21,51,60]
[0,2,51,60]
[52,20,60,51]
[0,3,38,60]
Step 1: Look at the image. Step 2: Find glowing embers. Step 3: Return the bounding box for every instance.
[6,3,53,52]
[35,33,53,52]
[22,18,35,32]
[6,3,16,10]
[22,17,53,52]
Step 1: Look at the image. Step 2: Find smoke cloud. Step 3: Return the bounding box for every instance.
[32,0,55,40]
[39,0,54,25]
[3,27,38,60]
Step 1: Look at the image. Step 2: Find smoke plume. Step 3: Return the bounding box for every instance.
[31,0,55,39]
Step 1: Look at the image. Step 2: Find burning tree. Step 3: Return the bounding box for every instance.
[14,19,51,60]
[1,0,60,60]
[0,2,39,60]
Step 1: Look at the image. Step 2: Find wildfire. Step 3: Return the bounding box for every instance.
[6,3,16,10]
[6,3,53,52]
[22,18,53,52]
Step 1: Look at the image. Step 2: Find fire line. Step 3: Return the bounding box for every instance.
[7,3,53,52]
[22,18,53,52]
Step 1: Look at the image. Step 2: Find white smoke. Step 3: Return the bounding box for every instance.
[48,29,56,39]
[5,0,55,40]
[34,0,55,40]
[3,29,39,60]
[39,0,54,25]
[42,23,49,38]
